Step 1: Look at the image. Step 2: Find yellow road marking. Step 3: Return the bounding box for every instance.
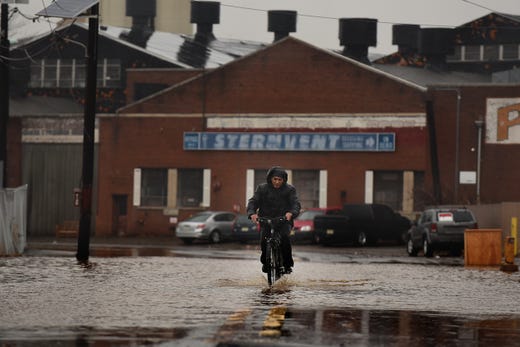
[259,306,287,337]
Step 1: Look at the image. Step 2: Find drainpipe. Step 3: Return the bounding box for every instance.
[426,100,442,204]
[475,120,484,204]
[435,88,461,203]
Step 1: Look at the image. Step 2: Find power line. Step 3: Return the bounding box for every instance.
[460,0,496,13]
[220,1,519,28]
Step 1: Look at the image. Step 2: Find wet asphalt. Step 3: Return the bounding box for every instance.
[2,236,519,346]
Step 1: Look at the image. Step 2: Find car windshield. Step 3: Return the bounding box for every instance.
[297,210,324,220]
[185,213,212,222]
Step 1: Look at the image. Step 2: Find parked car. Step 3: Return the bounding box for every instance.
[291,207,341,243]
[314,204,411,246]
[406,207,478,257]
[232,214,260,243]
[175,211,237,244]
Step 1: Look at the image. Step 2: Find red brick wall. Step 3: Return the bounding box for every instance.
[121,39,425,114]
[96,38,430,236]
[431,85,520,204]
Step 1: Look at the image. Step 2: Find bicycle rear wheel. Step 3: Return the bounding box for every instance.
[267,243,279,286]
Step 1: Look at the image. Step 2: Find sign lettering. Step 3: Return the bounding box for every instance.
[184,132,395,152]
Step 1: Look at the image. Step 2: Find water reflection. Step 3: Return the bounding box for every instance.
[1,255,520,346]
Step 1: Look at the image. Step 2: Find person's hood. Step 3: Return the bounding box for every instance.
[266,166,288,185]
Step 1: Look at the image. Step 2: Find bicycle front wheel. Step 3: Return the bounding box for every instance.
[267,243,278,286]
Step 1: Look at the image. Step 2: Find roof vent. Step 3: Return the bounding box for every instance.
[126,0,156,17]
[418,28,455,71]
[339,18,377,65]
[268,10,297,42]
[191,1,220,43]
[120,0,156,47]
[392,24,419,55]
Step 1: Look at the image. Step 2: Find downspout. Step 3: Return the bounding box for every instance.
[474,120,484,204]
[426,100,442,204]
[435,87,461,203]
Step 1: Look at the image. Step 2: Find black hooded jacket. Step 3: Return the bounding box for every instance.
[246,166,301,220]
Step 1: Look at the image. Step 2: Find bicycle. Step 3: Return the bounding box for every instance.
[258,216,289,286]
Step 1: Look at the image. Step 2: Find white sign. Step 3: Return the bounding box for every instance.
[487,98,520,144]
[460,171,476,184]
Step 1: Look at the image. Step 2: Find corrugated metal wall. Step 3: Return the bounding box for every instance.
[22,144,98,236]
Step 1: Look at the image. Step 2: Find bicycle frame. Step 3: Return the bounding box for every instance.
[258,216,286,286]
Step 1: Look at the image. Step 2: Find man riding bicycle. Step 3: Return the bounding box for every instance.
[247,166,301,274]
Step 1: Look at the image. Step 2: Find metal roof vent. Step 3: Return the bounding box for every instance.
[418,28,455,71]
[392,24,420,55]
[120,0,156,47]
[339,18,377,65]
[268,10,297,42]
[191,0,220,43]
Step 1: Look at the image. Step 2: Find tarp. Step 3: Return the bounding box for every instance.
[0,185,28,256]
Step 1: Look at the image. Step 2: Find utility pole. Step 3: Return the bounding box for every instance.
[0,2,9,188]
[76,3,99,264]
[36,0,100,264]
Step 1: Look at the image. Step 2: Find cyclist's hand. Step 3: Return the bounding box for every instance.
[285,212,293,221]
[250,214,258,223]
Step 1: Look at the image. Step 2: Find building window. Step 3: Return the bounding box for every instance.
[373,171,403,211]
[483,45,499,61]
[447,46,462,61]
[29,58,120,88]
[140,168,168,207]
[413,171,425,212]
[98,59,121,87]
[177,169,203,207]
[464,45,481,61]
[502,44,519,60]
[292,170,319,208]
[254,169,268,189]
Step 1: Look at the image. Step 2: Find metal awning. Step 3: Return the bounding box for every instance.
[36,0,98,18]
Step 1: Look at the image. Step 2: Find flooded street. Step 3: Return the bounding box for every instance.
[1,244,520,346]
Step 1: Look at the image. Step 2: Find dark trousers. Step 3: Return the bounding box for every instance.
[260,221,294,268]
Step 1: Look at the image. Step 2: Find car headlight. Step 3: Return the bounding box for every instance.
[301,225,311,232]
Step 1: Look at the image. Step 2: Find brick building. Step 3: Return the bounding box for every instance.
[96,37,429,236]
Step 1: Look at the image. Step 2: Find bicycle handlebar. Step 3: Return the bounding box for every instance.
[256,216,287,225]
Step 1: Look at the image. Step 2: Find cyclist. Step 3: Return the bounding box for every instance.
[247,166,301,274]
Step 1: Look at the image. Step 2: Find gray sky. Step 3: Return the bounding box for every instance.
[8,0,520,54]
[214,0,520,54]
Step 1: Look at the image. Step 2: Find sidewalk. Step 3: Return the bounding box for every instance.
[26,235,183,253]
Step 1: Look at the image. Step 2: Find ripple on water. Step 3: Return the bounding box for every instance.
[1,255,520,334]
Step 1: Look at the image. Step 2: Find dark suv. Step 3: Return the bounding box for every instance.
[406,207,478,257]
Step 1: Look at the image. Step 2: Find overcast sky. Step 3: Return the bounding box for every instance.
[214,0,520,54]
[8,0,520,54]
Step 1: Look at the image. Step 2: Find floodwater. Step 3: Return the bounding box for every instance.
[1,252,520,346]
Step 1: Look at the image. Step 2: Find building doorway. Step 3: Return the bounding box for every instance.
[112,195,127,236]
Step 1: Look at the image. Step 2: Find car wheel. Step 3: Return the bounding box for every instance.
[181,238,193,245]
[356,231,367,247]
[407,238,418,257]
[209,230,221,244]
[423,238,434,257]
